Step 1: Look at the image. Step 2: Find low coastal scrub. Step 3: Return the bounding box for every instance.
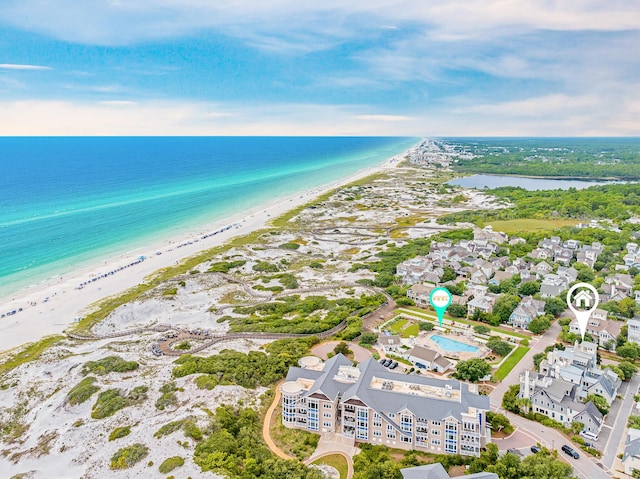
[173,337,318,388]
[91,386,148,419]
[154,418,203,441]
[252,261,279,273]
[108,426,131,441]
[67,377,100,406]
[159,456,185,474]
[155,382,179,410]
[207,260,246,273]
[194,375,218,390]
[194,405,323,479]
[279,242,301,250]
[81,356,138,376]
[110,443,149,470]
[227,294,384,334]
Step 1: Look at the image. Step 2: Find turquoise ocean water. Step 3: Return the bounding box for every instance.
[0,137,417,297]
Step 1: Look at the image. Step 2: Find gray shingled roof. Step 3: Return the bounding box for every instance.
[285,354,353,401]
[624,438,640,463]
[401,463,449,479]
[341,358,489,421]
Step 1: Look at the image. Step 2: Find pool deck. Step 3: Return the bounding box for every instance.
[419,330,488,361]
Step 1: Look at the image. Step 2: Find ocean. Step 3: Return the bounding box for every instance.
[0,136,417,297]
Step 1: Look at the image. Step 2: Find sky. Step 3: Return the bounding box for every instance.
[0,1,639,136]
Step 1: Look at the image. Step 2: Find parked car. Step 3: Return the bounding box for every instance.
[380,358,387,365]
[561,445,579,459]
[580,430,599,442]
[383,359,392,367]
[530,445,540,454]
[506,448,518,455]
[584,442,594,449]
[389,361,398,369]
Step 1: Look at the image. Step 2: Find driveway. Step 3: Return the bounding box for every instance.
[311,341,372,363]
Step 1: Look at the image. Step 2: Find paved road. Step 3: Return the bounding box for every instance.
[504,411,612,479]
[603,372,640,469]
[490,320,562,409]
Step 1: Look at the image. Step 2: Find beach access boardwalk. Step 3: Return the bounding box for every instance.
[66,276,396,356]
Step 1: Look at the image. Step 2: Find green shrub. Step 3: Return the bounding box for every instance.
[82,356,138,376]
[67,377,100,405]
[91,386,148,419]
[280,242,301,250]
[174,341,192,351]
[207,260,246,273]
[159,456,185,474]
[156,382,178,410]
[154,420,186,439]
[163,288,178,297]
[110,443,149,469]
[194,375,218,390]
[109,426,131,441]
[252,261,279,272]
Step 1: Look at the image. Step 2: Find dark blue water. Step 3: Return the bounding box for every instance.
[0,137,417,294]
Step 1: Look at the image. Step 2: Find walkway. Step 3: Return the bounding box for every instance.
[305,434,357,479]
[262,380,294,460]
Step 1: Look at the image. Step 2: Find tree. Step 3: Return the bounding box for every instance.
[603,339,616,352]
[448,303,467,318]
[617,324,629,348]
[474,324,491,335]
[544,297,566,317]
[445,282,465,296]
[334,342,352,356]
[486,411,513,434]
[454,358,491,382]
[618,361,638,381]
[486,337,513,357]
[533,352,546,371]
[620,297,637,318]
[441,266,457,283]
[419,322,434,331]
[518,281,540,296]
[359,332,378,346]
[493,295,521,323]
[527,315,551,334]
[618,342,640,361]
[502,384,521,413]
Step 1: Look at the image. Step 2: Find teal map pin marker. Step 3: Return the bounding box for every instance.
[429,287,452,326]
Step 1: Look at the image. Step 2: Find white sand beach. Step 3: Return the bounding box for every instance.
[0,153,406,353]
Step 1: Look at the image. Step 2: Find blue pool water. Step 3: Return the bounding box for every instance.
[431,334,479,353]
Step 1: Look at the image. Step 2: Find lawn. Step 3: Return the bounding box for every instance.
[399,308,530,339]
[311,454,349,479]
[493,346,530,381]
[388,318,408,334]
[402,323,420,337]
[487,218,579,234]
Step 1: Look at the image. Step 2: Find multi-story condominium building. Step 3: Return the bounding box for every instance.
[281,354,490,457]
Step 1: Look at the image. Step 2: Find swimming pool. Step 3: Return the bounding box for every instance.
[431,334,479,353]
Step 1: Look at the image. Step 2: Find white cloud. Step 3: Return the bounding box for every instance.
[1,1,639,46]
[0,97,637,137]
[0,63,51,70]
[356,114,414,122]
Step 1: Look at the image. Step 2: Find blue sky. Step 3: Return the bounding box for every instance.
[0,1,639,135]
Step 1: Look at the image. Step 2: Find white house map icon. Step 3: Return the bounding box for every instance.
[567,282,600,340]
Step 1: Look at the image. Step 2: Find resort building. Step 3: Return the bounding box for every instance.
[281,354,491,456]
[508,296,545,330]
[568,312,622,350]
[378,334,403,354]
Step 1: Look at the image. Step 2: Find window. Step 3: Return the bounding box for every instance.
[401,435,412,443]
[387,424,396,439]
[401,414,413,433]
[432,439,441,446]
[373,413,382,427]
[323,412,332,418]
[373,430,382,437]
[432,420,441,426]
[357,407,369,440]
[432,429,440,436]
[323,403,332,409]
[389,413,395,419]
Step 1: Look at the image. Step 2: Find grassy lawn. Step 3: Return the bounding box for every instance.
[487,218,579,234]
[388,318,408,334]
[311,454,349,479]
[402,323,420,337]
[269,405,319,460]
[399,308,530,339]
[493,346,530,381]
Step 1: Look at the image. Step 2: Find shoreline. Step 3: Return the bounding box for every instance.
[0,150,409,354]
